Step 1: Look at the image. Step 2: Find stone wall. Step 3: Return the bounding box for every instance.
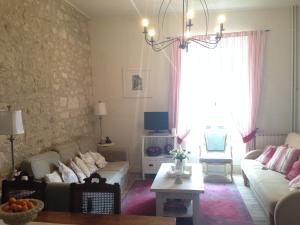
[0,0,94,178]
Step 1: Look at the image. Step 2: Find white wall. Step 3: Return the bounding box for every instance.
[90,7,293,172]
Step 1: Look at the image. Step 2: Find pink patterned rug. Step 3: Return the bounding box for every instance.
[122,180,254,225]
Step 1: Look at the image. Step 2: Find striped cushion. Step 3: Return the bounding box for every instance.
[267,146,300,174]
[256,145,277,165]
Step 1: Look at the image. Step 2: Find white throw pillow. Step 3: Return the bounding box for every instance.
[79,152,98,174]
[44,170,63,183]
[70,159,87,183]
[58,161,79,183]
[74,156,91,177]
[89,151,108,169]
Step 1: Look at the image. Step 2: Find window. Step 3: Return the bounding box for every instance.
[178,35,249,161]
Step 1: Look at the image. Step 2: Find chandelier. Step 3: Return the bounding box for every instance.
[141,0,225,52]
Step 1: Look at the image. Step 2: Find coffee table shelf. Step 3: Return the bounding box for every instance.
[151,163,204,225]
[163,202,193,218]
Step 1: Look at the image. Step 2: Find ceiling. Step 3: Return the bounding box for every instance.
[65,0,300,18]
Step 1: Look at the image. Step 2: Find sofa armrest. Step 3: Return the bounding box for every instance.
[243,149,263,160]
[97,149,127,162]
[274,190,300,225]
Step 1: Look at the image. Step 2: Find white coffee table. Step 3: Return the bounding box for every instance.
[150,163,204,225]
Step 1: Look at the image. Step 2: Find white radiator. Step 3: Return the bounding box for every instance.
[255,134,287,149]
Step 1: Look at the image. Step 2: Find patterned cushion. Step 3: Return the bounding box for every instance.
[286,160,300,181]
[256,145,277,165]
[58,161,79,183]
[74,156,91,177]
[89,151,108,169]
[70,159,87,183]
[79,152,98,174]
[267,146,300,174]
[44,170,63,183]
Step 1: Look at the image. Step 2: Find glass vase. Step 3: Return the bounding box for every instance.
[175,159,184,175]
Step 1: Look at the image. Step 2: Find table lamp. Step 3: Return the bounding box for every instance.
[0,105,24,180]
[94,101,107,144]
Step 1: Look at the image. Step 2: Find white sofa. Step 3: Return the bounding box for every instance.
[241,133,300,225]
[21,136,129,211]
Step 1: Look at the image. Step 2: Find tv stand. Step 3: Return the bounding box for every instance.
[142,133,177,179]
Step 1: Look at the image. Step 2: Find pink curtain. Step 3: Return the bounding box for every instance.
[169,43,181,133]
[223,31,266,150]
[244,31,267,146]
[169,42,190,145]
[169,31,266,150]
[234,31,266,150]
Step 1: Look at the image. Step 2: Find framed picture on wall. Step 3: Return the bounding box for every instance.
[123,69,151,98]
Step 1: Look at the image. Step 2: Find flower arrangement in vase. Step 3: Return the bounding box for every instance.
[169,146,190,174]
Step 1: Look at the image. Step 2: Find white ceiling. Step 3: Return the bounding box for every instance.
[65,0,300,18]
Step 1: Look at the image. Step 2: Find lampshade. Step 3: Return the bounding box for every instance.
[94,101,107,116]
[0,110,24,135]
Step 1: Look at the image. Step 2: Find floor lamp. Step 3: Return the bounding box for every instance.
[94,101,107,144]
[0,106,24,180]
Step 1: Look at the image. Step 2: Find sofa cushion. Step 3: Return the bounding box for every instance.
[267,147,300,174]
[253,175,289,213]
[44,170,63,183]
[286,160,300,181]
[256,145,276,165]
[289,174,300,188]
[89,151,107,168]
[101,161,129,174]
[74,156,91,177]
[52,141,80,163]
[242,159,290,214]
[79,152,98,174]
[21,151,60,179]
[69,159,86,183]
[75,136,97,153]
[58,161,79,183]
[97,161,129,185]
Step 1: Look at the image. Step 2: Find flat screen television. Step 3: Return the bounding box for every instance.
[144,112,169,132]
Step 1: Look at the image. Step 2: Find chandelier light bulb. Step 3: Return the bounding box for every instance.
[148,29,156,37]
[217,15,226,24]
[142,18,149,27]
[187,10,194,19]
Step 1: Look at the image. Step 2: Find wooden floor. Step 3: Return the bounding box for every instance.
[124,173,269,225]
[234,175,269,225]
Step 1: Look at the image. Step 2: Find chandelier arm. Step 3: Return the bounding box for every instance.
[190,39,218,49]
[152,39,179,51]
[157,0,166,41]
[182,0,186,41]
[151,37,178,46]
[198,0,209,36]
[190,39,218,47]
[161,0,172,38]
[190,36,221,45]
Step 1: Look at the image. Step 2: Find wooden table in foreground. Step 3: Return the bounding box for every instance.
[150,163,204,225]
[36,211,176,225]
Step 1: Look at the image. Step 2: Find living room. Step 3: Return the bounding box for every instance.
[0,0,300,225]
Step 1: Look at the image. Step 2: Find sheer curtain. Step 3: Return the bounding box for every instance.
[173,31,266,162]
